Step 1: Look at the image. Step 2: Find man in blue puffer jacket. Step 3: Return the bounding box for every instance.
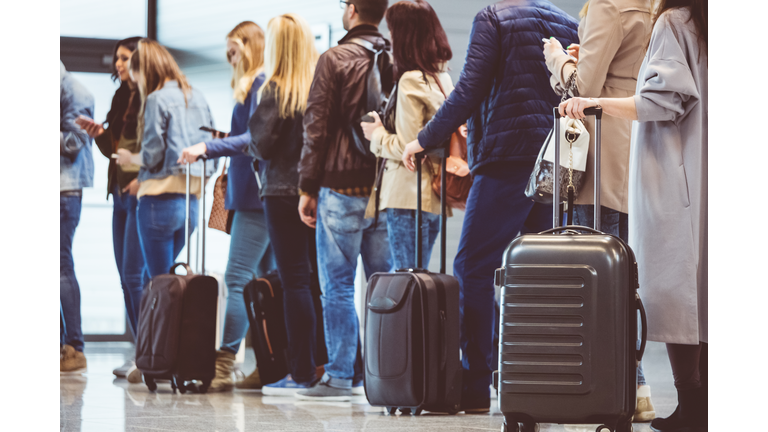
[402,0,578,412]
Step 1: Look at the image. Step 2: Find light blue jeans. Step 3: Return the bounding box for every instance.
[316,188,392,389]
[385,208,440,270]
[220,210,275,354]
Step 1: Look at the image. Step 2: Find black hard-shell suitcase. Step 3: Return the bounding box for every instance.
[494,108,648,432]
[365,151,462,415]
[135,158,219,394]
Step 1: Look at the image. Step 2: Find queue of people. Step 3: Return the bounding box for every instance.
[60,0,707,431]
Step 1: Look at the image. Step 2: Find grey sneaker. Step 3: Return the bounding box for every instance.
[295,381,352,402]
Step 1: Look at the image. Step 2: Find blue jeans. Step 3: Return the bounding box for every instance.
[136,194,198,279]
[264,196,317,384]
[572,204,646,386]
[455,162,552,399]
[316,188,393,389]
[112,187,148,339]
[385,208,440,270]
[61,193,84,352]
[220,210,274,355]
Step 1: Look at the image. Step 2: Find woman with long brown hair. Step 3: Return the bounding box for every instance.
[76,36,146,383]
[244,13,319,396]
[118,39,217,281]
[178,21,275,392]
[559,1,707,430]
[360,0,454,271]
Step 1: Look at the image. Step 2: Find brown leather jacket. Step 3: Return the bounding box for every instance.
[298,25,393,195]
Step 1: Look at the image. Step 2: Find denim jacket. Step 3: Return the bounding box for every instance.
[60,62,95,191]
[138,81,218,182]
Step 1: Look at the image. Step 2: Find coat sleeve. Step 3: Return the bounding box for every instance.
[370,74,428,161]
[205,76,263,158]
[140,95,167,173]
[60,78,95,160]
[548,0,623,97]
[298,51,338,194]
[633,15,700,123]
[417,7,500,150]
[247,86,284,161]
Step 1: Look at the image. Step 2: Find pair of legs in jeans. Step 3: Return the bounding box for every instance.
[315,188,393,389]
[572,204,647,387]
[136,193,198,278]
[262,196,317,385]
[219,210,274,355]
[111,186,148,338]
[386,208,440,270]
[61,193,84,352]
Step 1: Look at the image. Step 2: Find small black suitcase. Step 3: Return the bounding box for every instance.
[494,108,648,432]
[243,271,290,386]
[364,151,462,415]
[135,159,219,394]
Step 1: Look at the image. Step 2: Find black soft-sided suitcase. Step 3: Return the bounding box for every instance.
[494,108,648,432]
[135,159,219,394]
[365,151,462,415]
[243,271,289,386]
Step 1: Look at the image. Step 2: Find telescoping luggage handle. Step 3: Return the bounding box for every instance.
[181,156,209,276]
[414,148,448,273]
[552,107,602,230]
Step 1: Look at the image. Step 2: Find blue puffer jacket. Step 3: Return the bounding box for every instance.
[417,0,579,172]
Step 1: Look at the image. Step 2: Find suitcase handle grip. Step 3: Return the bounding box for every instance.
[538,225,605,235]
[169,262,194,275]
[636,294,648,362]
[554,106,603,119]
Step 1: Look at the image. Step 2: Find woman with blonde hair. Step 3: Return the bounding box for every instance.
[178,21,275,392]
[245,13,319,396]
[118,39,216,281]
[542,0,655,421]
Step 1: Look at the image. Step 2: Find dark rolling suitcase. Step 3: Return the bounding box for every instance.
[364,151,462,415]
[135,159,219,394]
[494,108,648,432]
[243,271,289,386]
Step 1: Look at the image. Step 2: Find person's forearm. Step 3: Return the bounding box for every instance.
[597,97,638,121]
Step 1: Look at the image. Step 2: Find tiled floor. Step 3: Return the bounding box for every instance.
[61,342,676,432]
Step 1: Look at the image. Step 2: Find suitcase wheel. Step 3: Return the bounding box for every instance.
[502,422,520,432]
[145,376,157,392]
[413,408,422,416]
[198,379,211,394]
[521,423,539,432]
[399,408,412,415]
[387,407,397,415]
[596,426,611,432]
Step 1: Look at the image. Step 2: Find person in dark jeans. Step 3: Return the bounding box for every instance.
[60,61,95,372]
[246,13,320,396]
[296,0,392,401]
[401,0,579,412]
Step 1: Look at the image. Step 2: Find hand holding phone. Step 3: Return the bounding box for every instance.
[76,115,105,138]
[199,126,228,139]
[361,114,375,123]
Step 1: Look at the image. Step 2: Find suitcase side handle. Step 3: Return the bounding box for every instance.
[170,262,194,275]
[636,293,648,362]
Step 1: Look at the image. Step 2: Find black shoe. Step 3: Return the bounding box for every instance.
[650,388,706,432]
[460,394,490,414]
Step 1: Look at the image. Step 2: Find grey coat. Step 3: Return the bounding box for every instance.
[629,8,707,345]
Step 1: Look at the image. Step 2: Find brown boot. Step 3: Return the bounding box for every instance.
[207,350,236,392]
[60,345,87,372]
[235,367,262,390]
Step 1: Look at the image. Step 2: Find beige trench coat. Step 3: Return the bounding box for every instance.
[545,0,652,213]
[630,8,707,345]
[365,70,454,218]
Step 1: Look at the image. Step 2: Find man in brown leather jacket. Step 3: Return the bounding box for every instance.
[296,0,393,401]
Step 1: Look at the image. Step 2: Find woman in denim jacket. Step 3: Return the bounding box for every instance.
[117,39,217,279]
[244,13,319,395]
[178,21,275,392]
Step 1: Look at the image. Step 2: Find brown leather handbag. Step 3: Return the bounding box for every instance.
[429,126,473,210]
[208,159,234,234]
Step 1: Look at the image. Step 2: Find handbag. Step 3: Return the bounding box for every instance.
[525,70,589,204]
[429,126,472,210]
[208,158,234,234]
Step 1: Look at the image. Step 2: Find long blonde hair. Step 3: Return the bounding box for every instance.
[260,14,318,118]
[130,39,191,143]
[228,21,265,104]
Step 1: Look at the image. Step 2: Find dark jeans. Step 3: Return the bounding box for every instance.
[136,193,198,279]
[61,193,84,352]
[263,195,317,384]
[386,208,440,270]
[572,204,646,386]
[455,162,552,399]
[112,187,148,339]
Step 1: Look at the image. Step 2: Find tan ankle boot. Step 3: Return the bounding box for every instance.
[60,345,87,372]
[634,384,656,422]
[236,368,262,390]
[207,350,236,392]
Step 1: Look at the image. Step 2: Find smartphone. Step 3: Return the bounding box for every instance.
[361,114,375,123]
[199,126,221,134]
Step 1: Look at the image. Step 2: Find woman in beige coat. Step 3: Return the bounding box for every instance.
[543,0,655,422]
[559,1,708,430]
[361,0,453,270]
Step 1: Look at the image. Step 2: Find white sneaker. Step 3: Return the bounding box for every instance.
[352,382,365,396]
